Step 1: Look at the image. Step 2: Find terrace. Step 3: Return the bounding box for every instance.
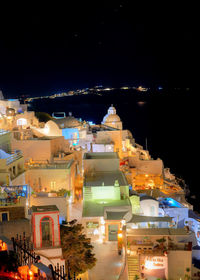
[126,238,192,257]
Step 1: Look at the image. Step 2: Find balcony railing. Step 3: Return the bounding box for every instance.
[127,242,191,256]
[26,159,73,170]
[6,150,23,165]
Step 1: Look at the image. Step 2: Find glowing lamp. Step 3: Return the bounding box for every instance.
[29,270,33,276]
[93,228,99,235]
[118,233,123,238]
[121,219,126,226]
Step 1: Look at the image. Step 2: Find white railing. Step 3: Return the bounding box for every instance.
[6,150,23,165]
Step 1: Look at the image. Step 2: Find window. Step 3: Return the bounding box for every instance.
[150,205,155,216]
[0,212,9,222]
[17,118,27,126]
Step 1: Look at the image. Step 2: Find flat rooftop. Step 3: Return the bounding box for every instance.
[31,136,63,140]
[31,205,59,213]
[82,199,131,217]
[84,170,128,187]
[83,152,119,160]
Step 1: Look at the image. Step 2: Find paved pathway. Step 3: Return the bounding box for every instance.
[88,241,125,280]
[67,202,127,279]
[68,201,83,222]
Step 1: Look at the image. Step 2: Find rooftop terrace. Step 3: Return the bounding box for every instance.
[82,198,131,217]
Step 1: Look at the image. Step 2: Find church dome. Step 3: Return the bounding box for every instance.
[103,113,121,124]
[53,113,81,128]
[102,105,122,130]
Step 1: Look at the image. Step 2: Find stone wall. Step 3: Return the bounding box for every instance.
[0,219,31,239]
[0,206,25,220]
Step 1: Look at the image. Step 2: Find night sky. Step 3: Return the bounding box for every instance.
[0,2,197,97]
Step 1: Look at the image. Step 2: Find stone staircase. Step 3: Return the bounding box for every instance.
[127,255,140,280]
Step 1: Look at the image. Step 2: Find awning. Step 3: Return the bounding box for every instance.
[127,214,172,224]
[32,262,52,277]
[106,211,128,220]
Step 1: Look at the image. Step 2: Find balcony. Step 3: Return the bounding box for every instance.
[127,241,192,257]
[0,150,23,167]
[26,159,73,170]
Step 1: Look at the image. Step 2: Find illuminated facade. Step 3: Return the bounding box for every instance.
[125,227,192,280]
[82,152,131,242]
[39,113,87,147]
[12,134,69,163]
[26,159,76,197]
[31,205,65,267]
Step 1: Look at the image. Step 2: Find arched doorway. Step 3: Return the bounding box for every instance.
[40,217,53,247]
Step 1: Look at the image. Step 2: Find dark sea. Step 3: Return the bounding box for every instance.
[29,89,199,211]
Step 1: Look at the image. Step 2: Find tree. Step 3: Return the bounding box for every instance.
[60,220,96,276]
[35,112,52,122]
[156,237,166,250]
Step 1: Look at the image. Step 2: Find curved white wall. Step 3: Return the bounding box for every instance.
[44,120,62,136]
[140,199,159,216]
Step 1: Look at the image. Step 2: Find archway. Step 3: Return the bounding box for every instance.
[40,216,54,247]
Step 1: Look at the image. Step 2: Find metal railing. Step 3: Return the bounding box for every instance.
[12,233,40,267]
[27,159,73,170]
[6,150,23,165]
[11,233,82,280]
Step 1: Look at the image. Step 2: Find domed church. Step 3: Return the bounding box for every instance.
[102,105,123,130]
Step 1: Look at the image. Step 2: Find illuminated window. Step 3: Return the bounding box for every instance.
[17,118,27,126]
